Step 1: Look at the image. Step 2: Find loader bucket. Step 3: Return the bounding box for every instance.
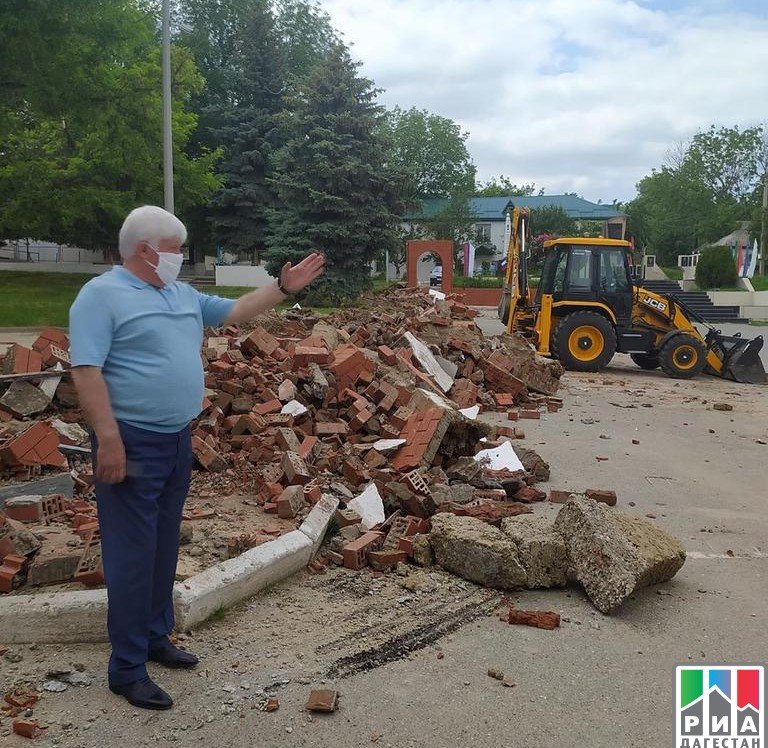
[706,330,767,384]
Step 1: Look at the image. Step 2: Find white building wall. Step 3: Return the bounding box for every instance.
[215,264,277,287]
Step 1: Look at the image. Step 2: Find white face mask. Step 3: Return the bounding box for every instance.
[144,244,183,285]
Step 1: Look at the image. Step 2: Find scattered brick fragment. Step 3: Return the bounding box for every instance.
[585,489,617,507]
[306,688,339,713]
[506,608,561,630]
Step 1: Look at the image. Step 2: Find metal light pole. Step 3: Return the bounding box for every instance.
[760,173,767,278]
[162,0,174,214]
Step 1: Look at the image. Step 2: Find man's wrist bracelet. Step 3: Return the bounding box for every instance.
[277,279,290,296]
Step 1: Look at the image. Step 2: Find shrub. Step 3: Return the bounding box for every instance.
[695,245,738,289]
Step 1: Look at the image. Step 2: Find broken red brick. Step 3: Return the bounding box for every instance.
[368,549,407,570]
[316,421,348,437]
[281,451,311,485]
[513,486,547,503]
[377,345,398,366]
[276,485,306,519]
[342,531,384,570]
[191,436,228,472]
[3,495,43,523]
[40,343,71,369]
[306,688,338,713]
[1,344,42,375]
[12,718,42,738]
[585,489,617,507]
[240,328,280,357]
[0,422,66,468]
[549,490,573,504]
[519,410,541,420]
[0,554,27,594]
[506,608,560,630]
[254,399,282,416]
[32,327,69,353]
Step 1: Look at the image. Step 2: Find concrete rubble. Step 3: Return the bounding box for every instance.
[553,494,687,613]
[429,513,528,590]
[500,514,568,589]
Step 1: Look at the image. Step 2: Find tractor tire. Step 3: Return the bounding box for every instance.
[551,311,617,372]
[658,334,707,379]
[630,352,660,370]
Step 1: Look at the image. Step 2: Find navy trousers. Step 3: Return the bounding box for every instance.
[93,421,192,686]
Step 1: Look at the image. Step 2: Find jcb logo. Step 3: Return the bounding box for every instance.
[642,295,667,312]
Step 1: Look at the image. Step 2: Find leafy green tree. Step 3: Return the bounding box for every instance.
[381,106,476,206]
[475,177,537,197]
[264,45,403,305]
[626,124,768,265]
[685,125,763,203]
[530,205,576,236]
[0,0,217,250]
[695,245,738,289]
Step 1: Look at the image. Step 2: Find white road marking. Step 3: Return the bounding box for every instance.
[686,551,768,560]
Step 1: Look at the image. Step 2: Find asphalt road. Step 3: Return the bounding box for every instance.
[2,318,767,748]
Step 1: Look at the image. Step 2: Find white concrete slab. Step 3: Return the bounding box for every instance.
[173,530,313,631]
[0,588,108,644]
[298,494,339,554]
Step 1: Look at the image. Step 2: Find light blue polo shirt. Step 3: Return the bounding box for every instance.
[69,266,236,433]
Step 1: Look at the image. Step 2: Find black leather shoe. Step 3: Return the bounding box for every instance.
[109,676,173,710]
[148,643,199,670]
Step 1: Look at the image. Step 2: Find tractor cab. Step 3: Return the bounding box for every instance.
[537,238,634,325]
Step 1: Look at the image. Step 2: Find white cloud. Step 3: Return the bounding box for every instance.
[321,0,768,201]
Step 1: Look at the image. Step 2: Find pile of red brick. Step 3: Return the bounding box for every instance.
[185,286,564,573]
[0,492,103,593]
[0,327,78,479]
[0,286,567,592]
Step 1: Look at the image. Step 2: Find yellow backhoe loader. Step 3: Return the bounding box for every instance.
[498,207,766,383]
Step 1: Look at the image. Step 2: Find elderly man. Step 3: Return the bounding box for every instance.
[69,205,324,710]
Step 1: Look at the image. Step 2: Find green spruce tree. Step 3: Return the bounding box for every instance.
[207,0,284,259]
[265,44,403,305]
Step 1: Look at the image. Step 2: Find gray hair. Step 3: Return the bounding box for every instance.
[118,205,187,259]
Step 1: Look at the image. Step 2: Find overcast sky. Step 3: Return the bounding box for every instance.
[320,0,768,203]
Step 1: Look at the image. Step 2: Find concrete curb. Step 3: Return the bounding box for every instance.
[0,497,338,644]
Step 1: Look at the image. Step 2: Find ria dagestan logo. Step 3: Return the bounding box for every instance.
[676,666,764,748]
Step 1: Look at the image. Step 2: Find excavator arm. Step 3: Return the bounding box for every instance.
[498,207,531,333]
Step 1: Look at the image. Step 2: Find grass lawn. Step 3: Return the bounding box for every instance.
[750,275,768,291]
[661,266,683,280]
[0,271,339,327]
[0,271,98,327]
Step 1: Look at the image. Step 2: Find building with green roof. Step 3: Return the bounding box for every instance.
[400,195,626,279]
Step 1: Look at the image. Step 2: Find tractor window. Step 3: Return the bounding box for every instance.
[600,249,629,292]
[551,249,568,292]
[566,248,592,290]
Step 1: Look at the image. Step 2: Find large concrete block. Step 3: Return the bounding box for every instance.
[429,513,527,590]
[173,530,312,630]
[553,495,686,613]
[500,514,568,589]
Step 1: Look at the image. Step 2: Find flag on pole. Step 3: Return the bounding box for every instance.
[746,238,758,278]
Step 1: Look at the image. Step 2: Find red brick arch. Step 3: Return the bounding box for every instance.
[406,240,453,293]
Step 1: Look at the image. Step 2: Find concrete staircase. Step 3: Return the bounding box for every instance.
[637,279,747,323]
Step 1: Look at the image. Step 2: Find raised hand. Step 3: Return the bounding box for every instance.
[280,253,326,294]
